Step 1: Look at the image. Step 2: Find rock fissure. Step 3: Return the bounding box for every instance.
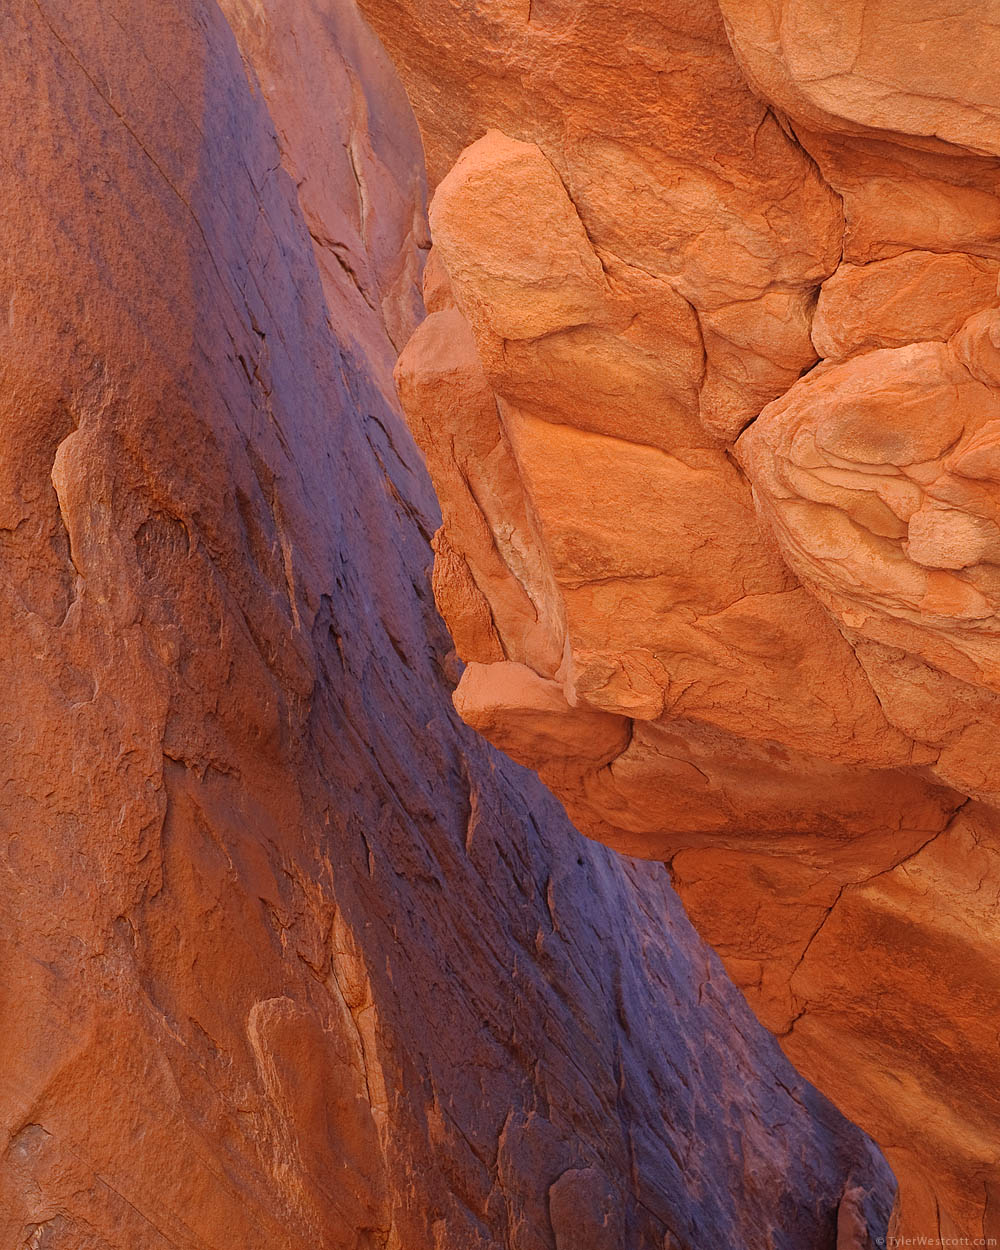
[370,0,1000,1232]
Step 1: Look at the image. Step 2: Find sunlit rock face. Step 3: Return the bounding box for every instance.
[0,1,893,1247]
[362,0,1000,1234]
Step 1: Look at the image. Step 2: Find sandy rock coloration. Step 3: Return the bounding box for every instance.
[0,1,894,1247]
[363,0,1000,1234]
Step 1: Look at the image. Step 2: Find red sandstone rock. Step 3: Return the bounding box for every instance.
[0,1,889,1247]
[718,0,1000,158]
[363,0,1000,1234]
[811,252,1000,359]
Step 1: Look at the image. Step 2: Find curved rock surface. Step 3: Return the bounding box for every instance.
[0,1,891,1247]
[362,0,1000,1234]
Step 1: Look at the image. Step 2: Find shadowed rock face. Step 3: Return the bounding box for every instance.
[0,1,891,1246]
[360,0,1000,1234]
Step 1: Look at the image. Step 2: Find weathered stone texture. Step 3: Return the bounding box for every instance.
[0,2,890,1247]
[361,0,1000,1233]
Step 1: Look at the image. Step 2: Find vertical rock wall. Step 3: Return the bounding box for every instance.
[358,0,1000,1235]
[0,2,889,1247]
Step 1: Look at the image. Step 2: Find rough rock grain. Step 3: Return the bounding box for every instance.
[0,1,891,1247]
[363,0,1000,1233]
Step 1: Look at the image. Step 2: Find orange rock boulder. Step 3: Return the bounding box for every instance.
[365,0,1000,1233]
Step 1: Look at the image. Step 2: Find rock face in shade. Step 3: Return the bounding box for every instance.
[360,0,1000,1234]
[0,1,892,1247]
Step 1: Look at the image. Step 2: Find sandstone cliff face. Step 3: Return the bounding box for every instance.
[360,0,1000,1235]
[0,1,891,1246]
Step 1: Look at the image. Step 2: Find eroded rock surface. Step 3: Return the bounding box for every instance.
[0,1,892,1247]
[362,0,1000,1233]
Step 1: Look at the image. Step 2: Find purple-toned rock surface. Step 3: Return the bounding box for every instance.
[0,2,889,1245]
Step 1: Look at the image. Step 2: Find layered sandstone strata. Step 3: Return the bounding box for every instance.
[0,1,890,1247]
[364,0,1000,1234]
